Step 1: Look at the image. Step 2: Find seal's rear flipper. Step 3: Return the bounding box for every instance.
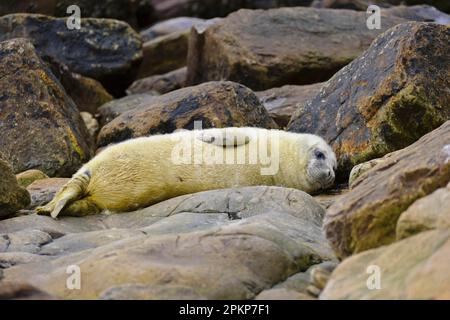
[36,171,90,219]
[36,185,81,219]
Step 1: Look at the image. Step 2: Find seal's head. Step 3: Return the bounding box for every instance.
[304,135,337,190]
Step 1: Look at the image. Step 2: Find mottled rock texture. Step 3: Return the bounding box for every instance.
[321,230,450,299]
[187,7,406,90]
[127,67,186,95]
[288,22,450,177]
[0,38,93,177]
[256,83,324,128]
[0,159,30,219]
[97,81,278,147]
[324,121,450,258]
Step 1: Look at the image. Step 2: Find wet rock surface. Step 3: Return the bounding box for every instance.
[97,81,278,147]
[0,38,93,177]
[288,22,450,177]
[1,186,335,299]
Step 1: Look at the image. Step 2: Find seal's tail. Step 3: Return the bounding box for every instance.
[36,170,91,219]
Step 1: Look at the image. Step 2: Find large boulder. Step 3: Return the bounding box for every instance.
[0,0,153,29]
[256,83,324,128]
[148,0,315,22]
[0,38,93,177]
[0,159,30,219]
[43,56,113,114]
[97,81,278,147]
[137,30,189,79]
[288,22,450,176]
[186,7,407,90]
[321,229,450,299]
[1,186,335,299]
[324,120,450,258]
[0,14,143,96]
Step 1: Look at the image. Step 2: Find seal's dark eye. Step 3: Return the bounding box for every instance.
[314,150,325,160]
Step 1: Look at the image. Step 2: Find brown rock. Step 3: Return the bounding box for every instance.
[324,120,450,258]
[321,229,450,299]
[137,30,189,79]
[97,81,278,147]
[97,93,158,127]
[385,5,450,25]
[0,159,31,219]
[127,67,187,95]
[0,38,93,177]
[397,181,450,240]
[44,56,113,114]
[0,14,143,96]
[256,83,324,128]
[186,7,407,90]
[15,170,49,188]
[27,178,69,210]
[288,22,450,177]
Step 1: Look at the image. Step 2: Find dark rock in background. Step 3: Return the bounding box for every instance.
[137,29,189,79]
[148,0,315,22]
[43,56,113,114]
[97,93,159,127]
[97,81,278,147]
[256,83,324,128]
[0,14,143,96]
[288,22,450,177]
[0,158,31,219]
[127,67,187,95]
[186,7,407,91]
[0,0,153,29]
[0,38,93,177]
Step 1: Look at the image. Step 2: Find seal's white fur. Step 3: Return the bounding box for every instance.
[37,127,336,218]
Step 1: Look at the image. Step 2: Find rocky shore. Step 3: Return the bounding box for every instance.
[0,0,449,300]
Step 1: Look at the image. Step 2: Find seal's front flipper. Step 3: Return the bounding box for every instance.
[196,128,252,148]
